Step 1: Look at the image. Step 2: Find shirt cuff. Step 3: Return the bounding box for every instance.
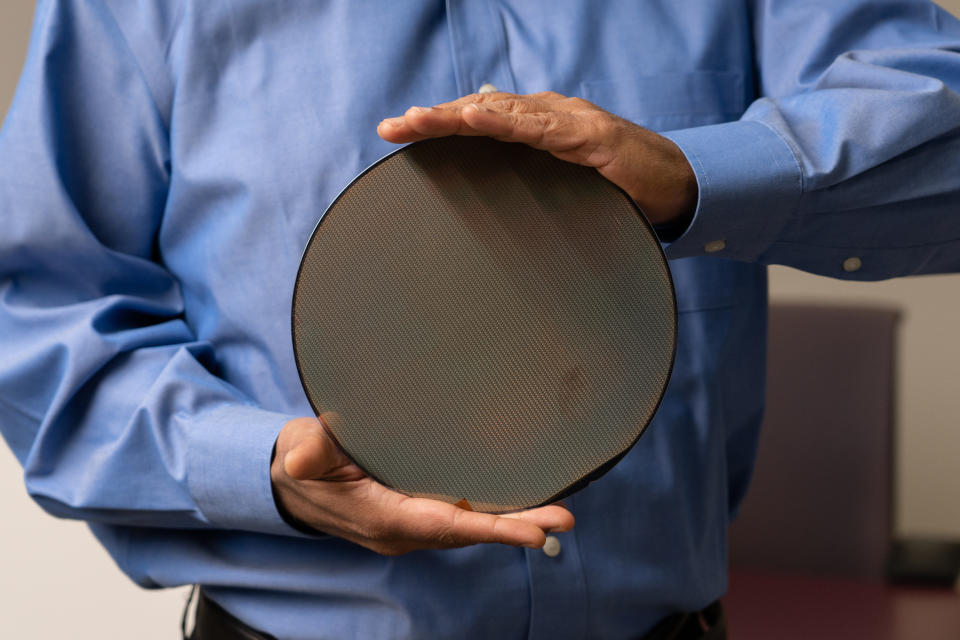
[659,120,803,261]
[185,404,306,536]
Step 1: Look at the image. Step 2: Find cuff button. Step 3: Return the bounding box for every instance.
[704,239,726,254]
[843,257,862,272]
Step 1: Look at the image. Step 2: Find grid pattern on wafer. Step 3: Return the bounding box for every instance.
[293,136,675,513]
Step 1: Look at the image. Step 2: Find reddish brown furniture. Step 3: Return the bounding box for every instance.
[726,571,960,640]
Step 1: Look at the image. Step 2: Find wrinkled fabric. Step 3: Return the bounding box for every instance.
[1,1,959,639]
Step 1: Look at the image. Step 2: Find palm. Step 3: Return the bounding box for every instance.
[272,417,573,555]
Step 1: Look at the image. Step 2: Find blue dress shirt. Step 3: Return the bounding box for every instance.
[2,1,959,638]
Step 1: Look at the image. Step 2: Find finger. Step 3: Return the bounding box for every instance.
[377,107,471,143]
[461,105,589,152]
[404,105,485,137]
[527,90,568,103]
[377,115,414,142]
[388,498,550,549]
[429,91,519,110]
[377,96,556,143]
[379,101,538,142]
[418,91,562,113]
[500,503,575,533]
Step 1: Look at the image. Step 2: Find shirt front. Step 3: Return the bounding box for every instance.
[1,1,959,639]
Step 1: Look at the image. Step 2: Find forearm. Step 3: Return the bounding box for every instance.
[663,0,960,278]
[0,0,298,536]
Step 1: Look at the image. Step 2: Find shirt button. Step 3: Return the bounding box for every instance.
[843,257,862,272]
[542,535,562,558]
[704,239,726,253]
[477,83,498,94]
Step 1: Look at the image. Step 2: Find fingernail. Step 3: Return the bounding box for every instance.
[467,103,487,113]
[408,106,431,114]
[379,117,404,128]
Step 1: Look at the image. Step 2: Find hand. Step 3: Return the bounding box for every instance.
[271,416,575,556]
[377,91,697,227]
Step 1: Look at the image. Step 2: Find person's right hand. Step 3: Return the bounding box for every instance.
[271,416,575,556]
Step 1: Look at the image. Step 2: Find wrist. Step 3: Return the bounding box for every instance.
[602,126,698,227]
[631,137,698,226]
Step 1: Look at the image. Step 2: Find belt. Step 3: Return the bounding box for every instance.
[188,588,725,640]
[190,590,277,640]
[641,601,727,640]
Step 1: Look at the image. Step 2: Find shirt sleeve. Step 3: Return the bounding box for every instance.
[661,0,960,279]
[0,0,301,536]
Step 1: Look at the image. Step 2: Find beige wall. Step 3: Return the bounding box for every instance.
[1,2,959,637]
[0,3,31,122]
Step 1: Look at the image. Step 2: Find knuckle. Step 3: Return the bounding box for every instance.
[433,526,460,548]
[564,96,594,110]
[531,90,565,101]
[422,514,458,547]
[422,532,452,548]
[495,97,534,114]
[415,509,462,547]
[542,113,565,131]
[535,113,567,142]
[475,91,511,103]
[359,518,390,542]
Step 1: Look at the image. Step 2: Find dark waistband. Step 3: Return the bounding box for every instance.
[642,600,726,640]
[190,590,276,640]
[188,588,725,640]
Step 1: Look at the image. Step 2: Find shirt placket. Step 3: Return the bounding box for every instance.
[445,0,517,96]
[445,3,589,637]
[524,522,590,639]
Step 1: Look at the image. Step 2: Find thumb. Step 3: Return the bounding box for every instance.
[282,413,356,480]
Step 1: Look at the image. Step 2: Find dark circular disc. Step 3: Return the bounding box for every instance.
[292,136,676,513]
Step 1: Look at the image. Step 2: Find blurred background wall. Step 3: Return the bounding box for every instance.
[1,2,959,638]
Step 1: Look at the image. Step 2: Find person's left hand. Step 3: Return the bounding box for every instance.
[377,91,697,227]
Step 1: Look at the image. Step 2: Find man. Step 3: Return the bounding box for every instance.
[1,1,958,638]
